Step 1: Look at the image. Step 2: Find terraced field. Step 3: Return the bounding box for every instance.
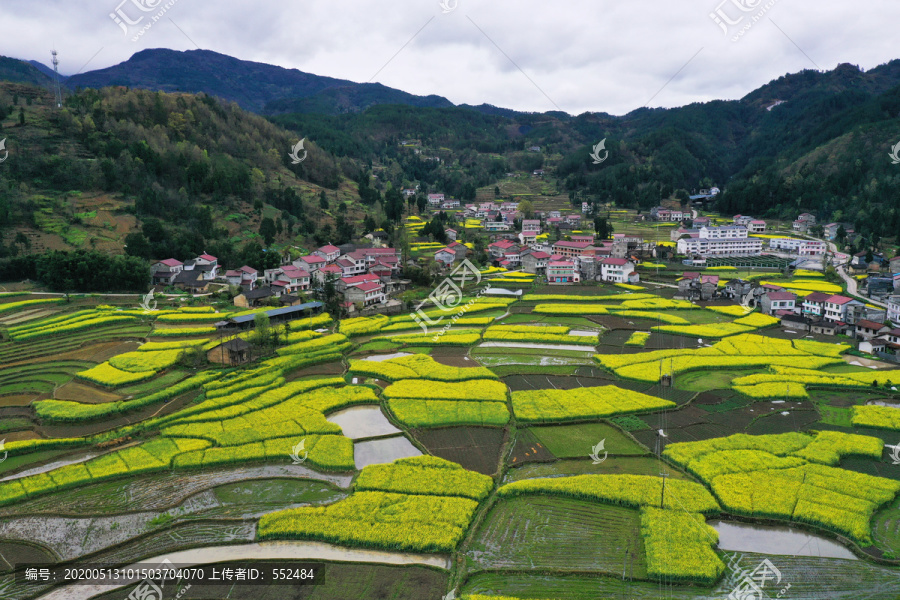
[0,286,898,600]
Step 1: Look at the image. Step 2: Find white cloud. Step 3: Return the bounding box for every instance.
[1,0,898,115]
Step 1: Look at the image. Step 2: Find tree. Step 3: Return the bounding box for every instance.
[18,107,24,126]
[384,187,405,222]
[837,225,847,244]
[416,195,427,214]
[259,217,277,245]
[494,186,500,197]
[519,200,535,219]
[594,216,614,239]
[319,191,329,210]
[253,313,272,351]
[124,232,152,258]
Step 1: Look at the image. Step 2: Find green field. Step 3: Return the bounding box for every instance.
[467,496,647,578]
[530,422,647,458]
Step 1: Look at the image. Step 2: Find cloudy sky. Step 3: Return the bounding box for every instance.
[2,0,898,115]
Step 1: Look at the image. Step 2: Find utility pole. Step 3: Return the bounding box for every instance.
[659,472,669,509]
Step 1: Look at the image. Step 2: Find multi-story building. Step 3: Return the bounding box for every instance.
[521,251,550,274]
[599,258,635,283]
[887,295,900,323]
[676,236,762,257]
[547,259,579,284]
[761,291,797,315]
[767,238,827,256]
[823,294,863,323]
[522,220,542,234]
[802,292,831,317]
[551,241,594,259]
[748,220,767,233]
[733,215,753,227]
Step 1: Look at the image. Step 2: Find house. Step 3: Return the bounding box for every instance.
[748,220,767,234]
[294,254,327,273]
[600,258,636,283]
[314,245,341,263]
[529,146,541,152]
[846,304,886,326]
[315,264,343,284]
[435,246,463,266]
[484,221,513,232]
[811,321,844,336]
[345,280,386,307]
[427,193,445,206]
[855,319,890,340]
[676,227,762,257]
[172,270,210,293]
[693,216,711,227]
[533,169,545,177]
[547,259,579,284]
[337,274,382,291]
[823,223,843,240]
[185,254,219,280]
[823,294,862,323]
[781,313,812,333]
[445,228,458,241]
[802,292,832,318]
[225,266,258,290]
[519,230,539,245]
[678,272,719,301]
[522,219,541,234]
[441,199,461,210]
[761,291,797,315]
[571,234,595,244]
[552,241,594,259]
[768,238,826,256]
[522,250,550,274]
[733,215,754,227]
[489,239,517,259]
[150,258,184,285]
[233,286,275,308]
[859,339,887,355]
[276,266,311,293]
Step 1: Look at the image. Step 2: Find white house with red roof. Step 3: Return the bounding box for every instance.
[748,220,767,233]
[224,265,258,289]
[345,280,386,307]
[733,215,754,226]
[600,258,636,283]
[293,254,326,273]
[435,246,463,266]
[802,292,831,317]
[151,258,184,285]
[445,228,458,241]
[427,193,445,206]
[823,294,863,323]
[314,244,341,262]
[489,239,517,259]
[315,264,343,284]
[761,290,798,315]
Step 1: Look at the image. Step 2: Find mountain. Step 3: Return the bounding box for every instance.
[65,48,455,115]
[28,60,66,82]
[0,56,51,86]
